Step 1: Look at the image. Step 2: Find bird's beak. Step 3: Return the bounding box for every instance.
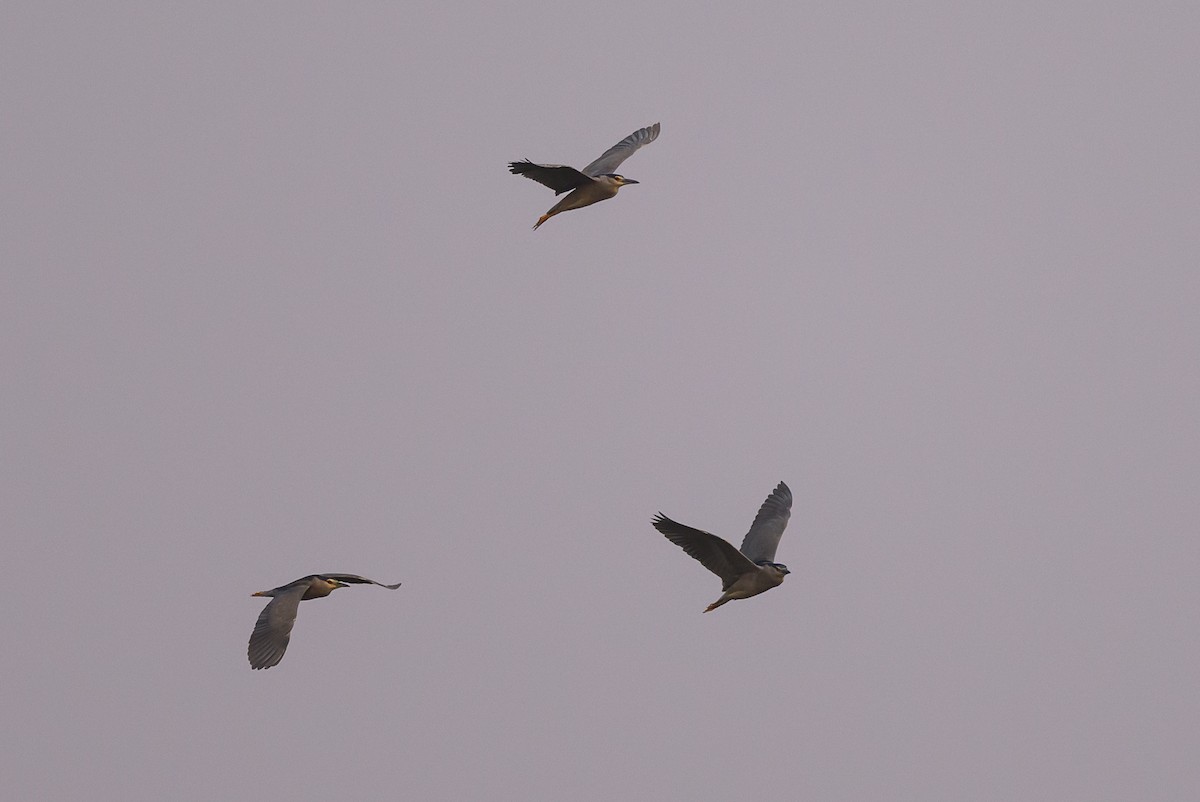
[623,178,640,185]
[252,591,266,597]
[334,581,350,589]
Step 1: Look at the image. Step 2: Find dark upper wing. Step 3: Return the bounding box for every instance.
[247,585,306,670]
[738,481,792,564]
[582,123,660,177]
[653,513,757,590]
[319,573,402,590]
[508,160,594,195]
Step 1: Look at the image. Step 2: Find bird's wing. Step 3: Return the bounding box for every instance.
[653,513,757,590]
[738,481,793,564]
[319,573,402,590]
[247,584,307,670]
[508,161,594,195]
[582,123,661,177]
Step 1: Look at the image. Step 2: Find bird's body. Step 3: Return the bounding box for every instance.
[707,563,790,607]
[247,573,401,670]
[528,174,626,230]
[653,481,794,612]
[509,123,660,229]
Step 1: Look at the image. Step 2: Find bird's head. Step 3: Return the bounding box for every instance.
[300,576,350,600]
[757,562,790,580]
[601,173,639,188]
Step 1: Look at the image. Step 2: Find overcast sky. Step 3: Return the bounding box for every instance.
[4,2,1198,800]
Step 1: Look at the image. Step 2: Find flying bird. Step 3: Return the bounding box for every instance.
[509,122,660,229]
[247,574,401,669]
[653,481,793,613]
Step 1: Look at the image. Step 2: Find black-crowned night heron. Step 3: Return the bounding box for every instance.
[247,574,401,669]
[509,123,660,229]
[653,481,793,613]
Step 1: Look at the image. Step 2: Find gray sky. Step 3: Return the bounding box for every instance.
[4,2,1198,799]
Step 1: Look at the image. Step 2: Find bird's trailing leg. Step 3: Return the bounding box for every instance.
[704,595,734,613]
